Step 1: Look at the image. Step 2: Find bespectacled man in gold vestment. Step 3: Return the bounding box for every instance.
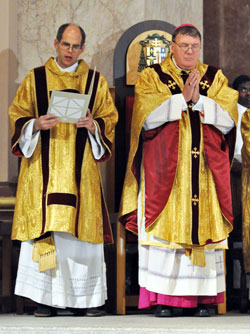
[9,23,118,317]
[241,106,250,277]
[232,75,250,163]
[231,75,250,300]
[119,24,238,317]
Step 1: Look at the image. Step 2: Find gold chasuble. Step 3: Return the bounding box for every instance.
[241,109,250,272]
[119,53,238,265]
[9,58,118,245]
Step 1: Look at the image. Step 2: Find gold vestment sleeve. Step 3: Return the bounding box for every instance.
[241,109,250,272]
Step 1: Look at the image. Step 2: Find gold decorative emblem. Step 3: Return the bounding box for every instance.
[126,30,172,85]
[167,80,177,90]
[139,34,171,71]
[191,147,200,159]
[200,80,210,90]
[188,103,193,109]
[192,194,199,206]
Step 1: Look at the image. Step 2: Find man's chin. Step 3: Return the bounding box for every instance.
[183,65,195,70]
[181,61,196,70]
[239,100,250,109]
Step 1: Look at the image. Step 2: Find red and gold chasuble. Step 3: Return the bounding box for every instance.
[119,54,238,260]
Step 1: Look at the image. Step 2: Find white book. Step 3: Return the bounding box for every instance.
[47,67,96,123]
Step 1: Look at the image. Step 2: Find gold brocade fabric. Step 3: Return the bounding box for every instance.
[119,53,237,253]
[139,150,228,267]
[9,58,118,243]
[241,109,250,272]
[146,113,232,246]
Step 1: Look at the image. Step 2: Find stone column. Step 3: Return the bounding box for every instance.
[0,0,18,184]
[203,0,250,83]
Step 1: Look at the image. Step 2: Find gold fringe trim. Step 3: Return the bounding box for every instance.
[38,250,57,272]
[32,236,57,272]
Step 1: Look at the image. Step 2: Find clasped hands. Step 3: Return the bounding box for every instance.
[182,69,200,104]
[33,109,95,134]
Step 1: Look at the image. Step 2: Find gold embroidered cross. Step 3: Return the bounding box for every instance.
[167,80,177,90]
[191,147,200,158]
[200,80,210,90]
[192,194,199,206]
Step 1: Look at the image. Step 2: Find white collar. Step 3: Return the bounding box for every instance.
[172,55,181,69]
[54,58,78,72]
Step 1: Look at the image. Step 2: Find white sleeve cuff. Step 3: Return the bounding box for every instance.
[143,94,183,130]
[19,119,40,158]
[180,94,188,111]
[88,122,106,159]
[192,95,204,112]
[197,96,235,134]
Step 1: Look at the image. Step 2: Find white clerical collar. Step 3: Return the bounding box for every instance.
[172,55,181,69]
[54,58,79,72]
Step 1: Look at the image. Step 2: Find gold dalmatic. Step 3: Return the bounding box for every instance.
[241,109,250,272]
[9,58,118,248]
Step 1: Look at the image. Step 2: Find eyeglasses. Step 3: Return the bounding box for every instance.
[239,88,250,93]
[173,41,201,52]
[59,41,82,51]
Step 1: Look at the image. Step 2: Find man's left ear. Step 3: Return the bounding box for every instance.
[54,39,59,49]
[81,44,85,53]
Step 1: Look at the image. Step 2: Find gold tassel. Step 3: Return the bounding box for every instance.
[34,236,57,272]
[191,247,206,267]
[38,250,57,272]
